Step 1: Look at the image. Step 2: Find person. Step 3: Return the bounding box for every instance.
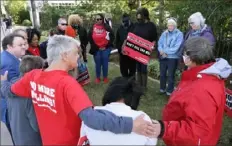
[13,28,29,50]
[5,35,155,145]
[79,77,157,145]
[26,28,41,56]
[158,18,183,96]
[39,29,57,60]
[89,13,115,84]
[65,14,88,62]
[186,12,215,45]
[57,17,67,35]
[116,13,136,78]
[0,33,27,143]
[1,55,44,145]
[153,37,232,145]
[131,8,158,90]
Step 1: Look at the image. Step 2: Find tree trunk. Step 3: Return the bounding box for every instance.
[158,0,165,31]
[138,0,141,8]
[30,0,39,29]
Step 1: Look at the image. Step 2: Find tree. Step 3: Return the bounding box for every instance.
[5,0,29,24]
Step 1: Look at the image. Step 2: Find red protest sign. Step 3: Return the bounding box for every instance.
[225,88,232,118]
[123,33,154,65]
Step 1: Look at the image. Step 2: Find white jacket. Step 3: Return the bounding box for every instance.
[78,102,157,145]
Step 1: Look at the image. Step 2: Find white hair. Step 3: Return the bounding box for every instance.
[46,35,80,65]
[167,18,177,27]
[188,12,206,27]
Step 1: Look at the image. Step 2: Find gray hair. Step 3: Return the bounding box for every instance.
[58,18,67,24]
[46,35,80,65]
[13,28,27,34]
[184,37,215,65]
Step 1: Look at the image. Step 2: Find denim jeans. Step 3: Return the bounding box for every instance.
[94,48,111,78]
[159,58,178,93]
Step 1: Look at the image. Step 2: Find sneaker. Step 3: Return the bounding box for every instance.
[95,78,101,84]
[166,92,172,96]
[159,89,166,94]
[103,78,109,83]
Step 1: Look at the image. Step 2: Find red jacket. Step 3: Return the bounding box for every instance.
[162,63,225,145]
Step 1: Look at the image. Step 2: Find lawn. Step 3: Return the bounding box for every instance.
[83,55,232,145]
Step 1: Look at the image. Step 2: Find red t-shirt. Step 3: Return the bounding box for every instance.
[11,69,93,145]
[92,24,109,48]
[27,46,40,56]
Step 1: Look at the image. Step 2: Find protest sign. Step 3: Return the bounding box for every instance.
[123,33,154,65]
[225,88,232,118]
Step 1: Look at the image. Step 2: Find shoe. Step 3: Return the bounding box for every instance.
[166,92,172,96]
[159,89,166,95]
[103,78,109,83]
[95,78,101,84]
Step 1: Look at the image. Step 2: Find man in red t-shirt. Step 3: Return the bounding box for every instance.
[8,35,156,145]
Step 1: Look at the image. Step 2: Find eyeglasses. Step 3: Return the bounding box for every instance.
[60,23,67,26]
[96,18,102,21]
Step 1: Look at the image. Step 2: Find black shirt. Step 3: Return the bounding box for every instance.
[132,21,157,42]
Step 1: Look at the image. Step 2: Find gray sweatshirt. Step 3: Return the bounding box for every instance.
[1,77,42,145]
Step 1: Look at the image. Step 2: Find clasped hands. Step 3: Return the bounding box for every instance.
[160,51,168,58]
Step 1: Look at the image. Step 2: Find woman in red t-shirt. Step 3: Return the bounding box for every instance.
[88,13,115,84]
[26,28,41,56]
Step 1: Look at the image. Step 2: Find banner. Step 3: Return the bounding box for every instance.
[123,33,154,65]
[225,88,232,118]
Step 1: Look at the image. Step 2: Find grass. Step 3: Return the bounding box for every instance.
[82,55,232,145]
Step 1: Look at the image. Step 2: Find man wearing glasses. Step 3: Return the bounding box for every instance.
[57,17,68,35]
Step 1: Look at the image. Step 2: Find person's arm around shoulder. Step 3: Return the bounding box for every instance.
[11,71,34,98]
[137,111,157,145]
[64,78,155,136]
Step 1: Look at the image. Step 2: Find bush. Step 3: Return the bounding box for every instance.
[22,19,32,26]
[148,59,181,82]
[148,59,160,80]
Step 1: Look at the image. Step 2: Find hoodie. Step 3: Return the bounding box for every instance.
[161,58,231,145]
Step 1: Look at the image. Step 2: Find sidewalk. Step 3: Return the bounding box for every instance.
[1,122,13,145]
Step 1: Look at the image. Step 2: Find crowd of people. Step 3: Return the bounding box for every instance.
[0,7,232,146]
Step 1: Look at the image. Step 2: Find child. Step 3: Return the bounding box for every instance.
[1,55,44,145]
[79,77,157,145]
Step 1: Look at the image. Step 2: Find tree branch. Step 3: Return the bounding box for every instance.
[142,0,152,6]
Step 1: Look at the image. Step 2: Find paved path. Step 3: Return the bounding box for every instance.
[1,122,13,145]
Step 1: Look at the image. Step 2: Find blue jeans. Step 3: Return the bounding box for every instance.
[94,48,111,78]
[159,58,178,93]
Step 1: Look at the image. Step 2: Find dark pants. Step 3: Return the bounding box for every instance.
[94,48,111,78]
[159,58,178,93]
[119,54,136,78]
[136,62,147,73]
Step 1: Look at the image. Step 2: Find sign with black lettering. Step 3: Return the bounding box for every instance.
[225,88,232,118]
[123,33,154,65]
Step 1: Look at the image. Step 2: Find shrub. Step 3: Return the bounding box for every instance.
[148,59,181,82]
[22,19,32,26]
[148,59,160,80]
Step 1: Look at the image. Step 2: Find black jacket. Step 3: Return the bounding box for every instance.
[115,23,134,54]
[88,23,115,55]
